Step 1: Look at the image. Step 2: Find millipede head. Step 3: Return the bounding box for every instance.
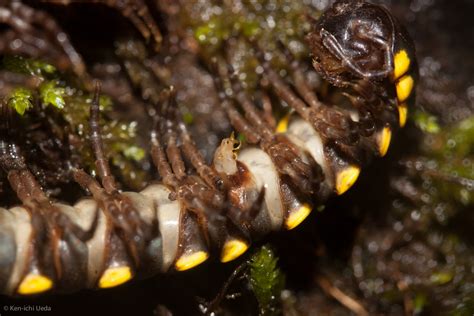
[307,0,404,85]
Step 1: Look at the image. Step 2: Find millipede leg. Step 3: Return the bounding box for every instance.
[222,101,261,145]
[150,130,179,190]
[180,124,224,191]
[40,0,162,50]
[255,49,310,119]
[227,67,274,141]
[155,87,253,264]
[0,144,63,294]
[279,42,323,109]
[211,59,261,144]
[319,29,391,79]
[84,83,159,286]
[149,90,218,269]
[259,51,361,149]
[255,45,358,146]
[164,130,186,181]
[5,162,105,293]
[0,139,49,206]
[132,0,162,49]
[345,79,397,157]
[260,92,277,129]
[165,90,224,191]
[226,63,319,195]
[178,179,250,265]
[149,94,183,194]
[253,44,368,195]
[74,174,138,288]
[118,4,151,40]
[89,82,118,194]
[156,90,187,181]
[106,0,162,49]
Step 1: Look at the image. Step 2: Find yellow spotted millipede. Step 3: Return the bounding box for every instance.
[0,0,417,296]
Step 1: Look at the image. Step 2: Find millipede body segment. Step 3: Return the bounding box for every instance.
[0,0,417,296]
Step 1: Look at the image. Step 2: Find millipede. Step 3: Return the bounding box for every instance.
[0,0,417,296]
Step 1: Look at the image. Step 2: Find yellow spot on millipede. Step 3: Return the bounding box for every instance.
[336,166,361,195]
[394,50,411,80]
[285,203,312,230]
[378,126,392,157]
[221,239,249,263]
[276,114,291,133]
[17,274,53,295]
[175,251,209,271]
[396,75,414,103]
[398,103,408,127]
[98,266,133,288]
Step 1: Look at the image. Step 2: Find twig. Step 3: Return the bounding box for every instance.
[316,275,369,316]
[204,261,249,315]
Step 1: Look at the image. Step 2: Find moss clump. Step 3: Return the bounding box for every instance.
[413,110,441,134]
[59,89,147,189]
[39,80,66,109]
[7,87,34,115]
[3,55,57,77]
[1,55,147,191]
[419,116,474,206]
[174,0,316,91]
[249,245,285,315]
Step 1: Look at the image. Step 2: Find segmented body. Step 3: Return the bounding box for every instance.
[0,0,417,296]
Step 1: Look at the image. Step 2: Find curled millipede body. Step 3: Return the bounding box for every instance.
[0,0,417,296]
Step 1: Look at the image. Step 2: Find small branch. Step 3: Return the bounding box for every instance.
[204,261,249,315]
[316,275,369,316]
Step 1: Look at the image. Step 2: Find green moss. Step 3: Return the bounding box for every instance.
[182,112,194,125]
[39,80,66,109]
[240,19,261,38]
[430,271,454,285]
[7,87,33,115]
[194,16,231,48]
[401,115,474,212]
[249,245,285,315]
[445,116,474,157]
[450,297,474,316]
[414,292,428,314]
[237,132,247,144]
[61,91,147,189]
[183,0,313,90]
[123,145,146,161]
[413,110,441,134]
[194,15,260,48]
[2,54,148,190]
[2,55,57,77]
[390,115,474,313]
